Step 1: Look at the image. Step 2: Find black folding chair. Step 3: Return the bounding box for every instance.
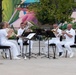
[0,45,12,59]
[49,43,56,59]
[17,37,29,57]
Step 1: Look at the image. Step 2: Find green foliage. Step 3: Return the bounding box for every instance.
[29,0,76,25]
[30,21,39,31]
[31,25,39,31]
[60,24,67,30]
[72,22,76,29]
[60,22,76,30]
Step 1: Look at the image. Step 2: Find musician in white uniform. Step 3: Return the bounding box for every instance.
[17,22,33,59]
[4,21,21,54]
[0,22,20,59]
[17,22,25,54]
[56,24,75,58]
[45,23,62,54]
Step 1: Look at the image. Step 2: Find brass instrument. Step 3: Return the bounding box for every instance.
[24,21,34,30]
[51,23,62,34]
[23,21,34,32]
[21,21,34,36]
[51,29,57,32]
[6,26,16,38]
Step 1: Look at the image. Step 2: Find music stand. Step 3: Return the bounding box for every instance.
[21,31,30,57]
[45,30,55,37]
[34,29,46,56]
[21,30,31,37]
[21,32,36,59]
[42,30,56,59]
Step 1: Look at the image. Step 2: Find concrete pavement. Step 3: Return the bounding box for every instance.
[0,41,76,75]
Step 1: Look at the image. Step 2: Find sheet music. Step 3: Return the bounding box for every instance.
[26,33,36,39]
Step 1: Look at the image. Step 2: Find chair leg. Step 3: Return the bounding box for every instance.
[65,50,67,58]
[23,45,28,58]
[5,53,7,58]
[3,49,7,58]
[52,45,56,59]
[21,45,27,58]
[8,49,12,60]
[1,49,6,59]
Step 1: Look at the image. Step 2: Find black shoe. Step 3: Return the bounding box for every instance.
[59,52,62,56]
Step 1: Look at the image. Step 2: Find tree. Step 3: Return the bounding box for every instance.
[29,0,76,25]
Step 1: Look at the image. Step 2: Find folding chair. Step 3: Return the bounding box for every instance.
[0,45,12,59]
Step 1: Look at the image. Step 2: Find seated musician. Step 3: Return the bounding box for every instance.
[4,21,21,54]
[0,22,21,59]
[56,24,75,58]
[17,22,26,56]
[45,23,62,55]
[17,22,33,59]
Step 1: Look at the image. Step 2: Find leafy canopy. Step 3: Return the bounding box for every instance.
[29,0,76,25]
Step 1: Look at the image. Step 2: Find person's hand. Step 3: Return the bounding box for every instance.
[8,29,13,34]
[62,31,66,35]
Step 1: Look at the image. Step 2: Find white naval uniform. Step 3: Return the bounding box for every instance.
[56,28,75,54]
[17,28,33,53]
[9,40,20,54]
[0,29,19,58]
[17,28,24,53]
[45,28,62,53]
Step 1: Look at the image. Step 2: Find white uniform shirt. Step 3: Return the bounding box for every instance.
[52,28,62,41]
[17,28,25,40]
[0,29,8,44]
[64,28,75,43]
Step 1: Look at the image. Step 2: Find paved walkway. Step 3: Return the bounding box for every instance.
[0,41,76,75]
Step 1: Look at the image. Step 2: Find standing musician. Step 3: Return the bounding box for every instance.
[56,24,75,58]
[44,23,62,55]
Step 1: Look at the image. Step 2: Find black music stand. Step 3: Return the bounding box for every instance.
[42,30,56,59]
[21,32,36,59]
[34,29,46,56]
[21,30,31,37]
[21,31,30,57]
